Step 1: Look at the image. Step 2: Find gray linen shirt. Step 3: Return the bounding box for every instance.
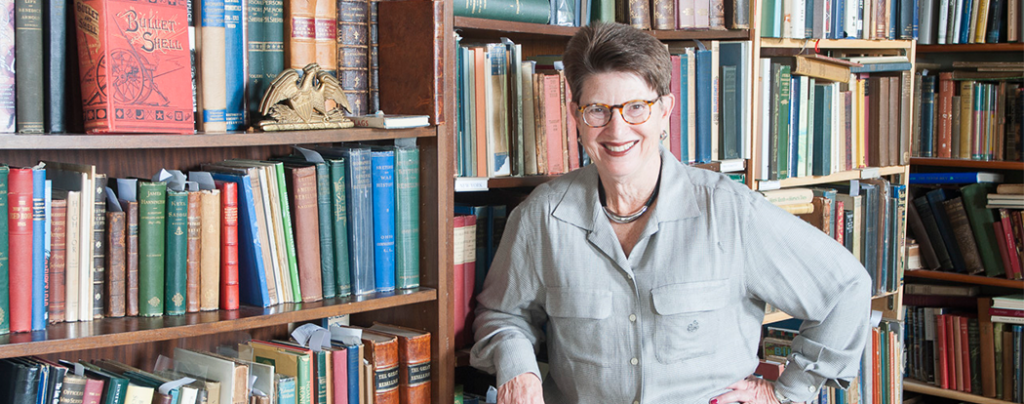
[469,147,872,404]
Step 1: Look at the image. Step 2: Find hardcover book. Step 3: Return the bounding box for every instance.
[369,323,431,404]
[72,0,194,133]
[50,198,67,323]
[0,1,13,133]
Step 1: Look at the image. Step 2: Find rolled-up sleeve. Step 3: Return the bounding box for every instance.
[741,195,873,403]
[468,207,547,387]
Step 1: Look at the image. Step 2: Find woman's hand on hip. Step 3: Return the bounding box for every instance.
[497,372,544,404]
[709,375,803,404]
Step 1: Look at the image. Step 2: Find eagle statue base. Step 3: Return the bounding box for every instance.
[258,63,355,132]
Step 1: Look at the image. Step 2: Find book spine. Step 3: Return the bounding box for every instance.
[921,75,936,157]
[31,169,45,329]
[289,166,323,302]
[314,0,336,76]
[51,193,67,324]
[337,0,369,116]
[0,167,8,332]
[9,169,32,332]
[695,50,713,164]
[106,211,126,318]
[274,165,302,302]
[395,148,420,290]
[64,192,80,323]
[125,201,140,316]
[218,182,240,310]
[346,149,375,295]
[286,0,317,69]
[312,162,335,299]
[451,0,550,22]
[45,0,66,133]
[224,0,245,130]
[0,0,13,133]
[246,0,266,122]
[164,190,188,315]
[199,0,228,132]
[653,0,676,29]
[330,159,352,297]
[139,182,167,317]
[371,151,396,293]
[15,0,44,133]
[213,174,269,307]
[91,178,106,320]
[199,189,220,311]
[368,0,379,113]
[185,192,202,313]
[726,0,750,28]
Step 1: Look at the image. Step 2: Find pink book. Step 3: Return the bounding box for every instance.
[676,0,695,29]
[693,0,710,28]
[564,81,580,171]
[669,55,682,161]
[544,74,565,174]
[331,346,348,403]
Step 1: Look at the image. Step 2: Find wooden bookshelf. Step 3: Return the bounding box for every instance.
[904,380,1016,404]
[905,269,1024,289]
[909,158,1024,171]
[759,38,914,50]
[0,289,436,358]
[757,165,909,190]
[916,43,1024,53]
[649,29,751,40]
[454,17,579,39]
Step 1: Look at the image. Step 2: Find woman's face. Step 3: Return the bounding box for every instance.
[573,71,672,182]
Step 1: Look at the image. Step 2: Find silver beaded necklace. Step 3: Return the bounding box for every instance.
[598,174,661,224]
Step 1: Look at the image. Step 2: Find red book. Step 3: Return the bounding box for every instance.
[937,72,954,158]
[755,359,785,381]
[543,74,565,175]
[872,327,880,404]
[49,199,67,323]
[945,314,957,390]
[330,345,348,403]
[452,214,467,349]
[563,80,580,171]
[993,221,1016,280]
[669,55,682,161]
[936,313,949,389]
[216,181,239,310]
[72,0,194,133]
[989,308,1024,317]
[8,168,33,333]
[463,214,477,350]
[998,209,1023,280]
[834,200,845,245]
[959,314,972,393]
[82,376,106,404]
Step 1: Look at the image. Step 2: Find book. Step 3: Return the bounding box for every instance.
[209,167,275,307]
[370,149,396,293]
[185,191,201,313]
[379,0,445,124]
[198,188,221,311]
[349,114,430,129]
[105,209,126,317]
[283,165,323,302]
[31,169,46,329]
[394,146,420,290]
[369,323,431,404]
[245,340,313,404]
[72,0,194,133]
[910,172,1005,184]
[8,168,33,333]
[138,181,167,317]
[164,188,188,316]
[452,0,549,23]
[215,181,239,310]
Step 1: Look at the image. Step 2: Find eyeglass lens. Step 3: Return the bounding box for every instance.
[582,100,652,127]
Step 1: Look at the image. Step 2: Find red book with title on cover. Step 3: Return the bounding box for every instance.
[8,168,33,333]
[72,0,194,133]
[216,181,239,310]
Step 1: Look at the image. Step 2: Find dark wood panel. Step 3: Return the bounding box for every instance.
[905,269,1024,289]
[0,289,436,358]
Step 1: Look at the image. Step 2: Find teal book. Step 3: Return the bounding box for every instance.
[164,189,189,315]
[328,158,352,297]
[246,0,266,121]
[276,375,296,404]
[452,0,549,23]
[138,181,167,317]
[0,166,8,334]
[394,146,420,290]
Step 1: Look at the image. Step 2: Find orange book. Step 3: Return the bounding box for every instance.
[360,329,400,404]
[543,74,564,174]
[285,0,317,69]
[369,323,431,404]
[473,47,487,178]
[314,0,337,75]
[563,80,580,171]
[532,75,548,175]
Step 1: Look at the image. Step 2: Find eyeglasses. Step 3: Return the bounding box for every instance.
[577,98,660,128]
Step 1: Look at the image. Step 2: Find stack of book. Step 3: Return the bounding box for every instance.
[452,0,752,30]
[760,0,921,40]
[918,0,1023,45]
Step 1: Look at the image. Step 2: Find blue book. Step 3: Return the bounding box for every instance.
[986,0,1004,43]
[334,148,375,295]
[899,0,915,39]
[719,42,747,160]
[959,0,974,43]
[277,375,297,404]
[31,168,45,330]
[912,0,920,39]
[679,54,689,162]
[224,0,246,130]
[694,48,712,163]
[370,150,395,293]
[832,0,846,39]
[925,188,968,273]
[346,344,359,404]
[812,84,832,176]
[909,172,1004,184]
[920,75,936,158]
[210,172,271,307]
[889,0,898,39]
[789,76,800,177]
[849,62,914,73]
[43,180,51,322]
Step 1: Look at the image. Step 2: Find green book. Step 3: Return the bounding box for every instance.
[138,181,167,317]
[14,0,43,133]
[81,362,130,404]
[164,189,189,315]
[959,183,1006,278]
[394,147,420,290]
[270,162,302,302]
[328,158,352,296]
[776,65,792,180]
[452,0,549,24]
[272,156,337,299]
[995,322,1005,398]
[0,165,8,334]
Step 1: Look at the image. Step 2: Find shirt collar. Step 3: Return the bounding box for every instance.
[551,147,702,232]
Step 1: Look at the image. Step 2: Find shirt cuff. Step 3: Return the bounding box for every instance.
[492,337,543,387]
[775,365,826,403]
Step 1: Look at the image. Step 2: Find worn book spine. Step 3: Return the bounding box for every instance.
[286,0,317,69]
[48,198,67,323]
[44,0,66,133]
[125,201,140,316]
[942,197,986,275]
[164,189,189,315]
[329,158,351,297]
[362,332,400,404]
[0,167,8,333]
[368,0,379,113]
[344,149,375,295]
[59,373,87,404]
[105,211,126,318]
[218,182,239,310]
[286,165,323,302]
[138,182,167,317]
[370,150,396,293]
[199,189,220,311]
[197,0,228,132]
[224,0,246,130]
[30,170,46,329]
[185,191,202,313]
[309,161,335,299]
[336,0,368,116]
[91,176,107,320]
[394,148,420,290]
[15,0,44,133]
[0,1,13,133]
[378,0,444,124]
[314,0,336,75]
[652,0,676,29]
[64,191,80,323]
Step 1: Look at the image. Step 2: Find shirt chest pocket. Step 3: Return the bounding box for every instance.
[546,288,618,367]
[651,279,730,364]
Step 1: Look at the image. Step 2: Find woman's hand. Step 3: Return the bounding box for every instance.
[708,376,803,404]
[497,372,545,404]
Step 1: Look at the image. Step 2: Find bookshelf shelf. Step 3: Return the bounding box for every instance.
[758,165,908,189]
[759,38,914,50]
[916,43,1024,53]
[904,380,1015,404]
[488,175,560,189]
[908,158,1024,171]
[0,127,437,150]
[454,17,579,39]
[905,269,1024,289]
[0,288,437,359]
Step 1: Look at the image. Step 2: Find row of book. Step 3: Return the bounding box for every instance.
[0,322,431,404]
[760,177,907,297]
[912,69,1024,162]
[760,0,919,40]
[758,314,904,404]
[452,206,508,350]
[753,55,913,182]
[0,144,420,334]
[903,293,1024,402]
[454,0,751,30]
[906,182,1024,279]
[1,0,441,134]
[918,0,1024,44]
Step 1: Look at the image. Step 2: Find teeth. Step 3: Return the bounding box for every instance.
[605,141,638,153]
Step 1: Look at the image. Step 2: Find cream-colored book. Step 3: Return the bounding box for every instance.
[62,190,80,322]
[199,188,221,311]
[174,348,243,404]
[44,161,96,321]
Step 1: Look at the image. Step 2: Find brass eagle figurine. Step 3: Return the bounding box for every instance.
[258,63,355,131]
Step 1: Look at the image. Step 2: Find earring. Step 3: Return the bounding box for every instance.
[660,130,668,141]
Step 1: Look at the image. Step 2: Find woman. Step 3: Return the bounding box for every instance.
[469,22,871,404]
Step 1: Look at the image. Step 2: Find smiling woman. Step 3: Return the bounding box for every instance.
[469,21,873,404]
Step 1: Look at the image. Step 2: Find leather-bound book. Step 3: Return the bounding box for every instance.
[314,0,337,75]
[378,0,444,124]
[58,373,87,404]
[369,323,431,404]
[358,328,399,404]
[615,0,652,29]
[942,197,985,275]
[199,189,221,311]
[165,189,189,315]
[124,201,140,316]
[725,0,749,29]
[284,165,322,302]
[186,191,202,313]
[337,0,369,115]
[216,181,239,310]
[105,210,126,318]
[91,175,107,320]
[49,198,67,323]
[8,168,33,333]
[15,0,43,133]
[138,181,167,317]
[0,358,41,402]
[652,0,675,29]
[285,0,317,69]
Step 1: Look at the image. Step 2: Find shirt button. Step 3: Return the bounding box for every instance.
[630,358,639,365]
[627,274,633,280]
[633,401,640,404]
[808,386,816,392]
[629,314,637,322]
